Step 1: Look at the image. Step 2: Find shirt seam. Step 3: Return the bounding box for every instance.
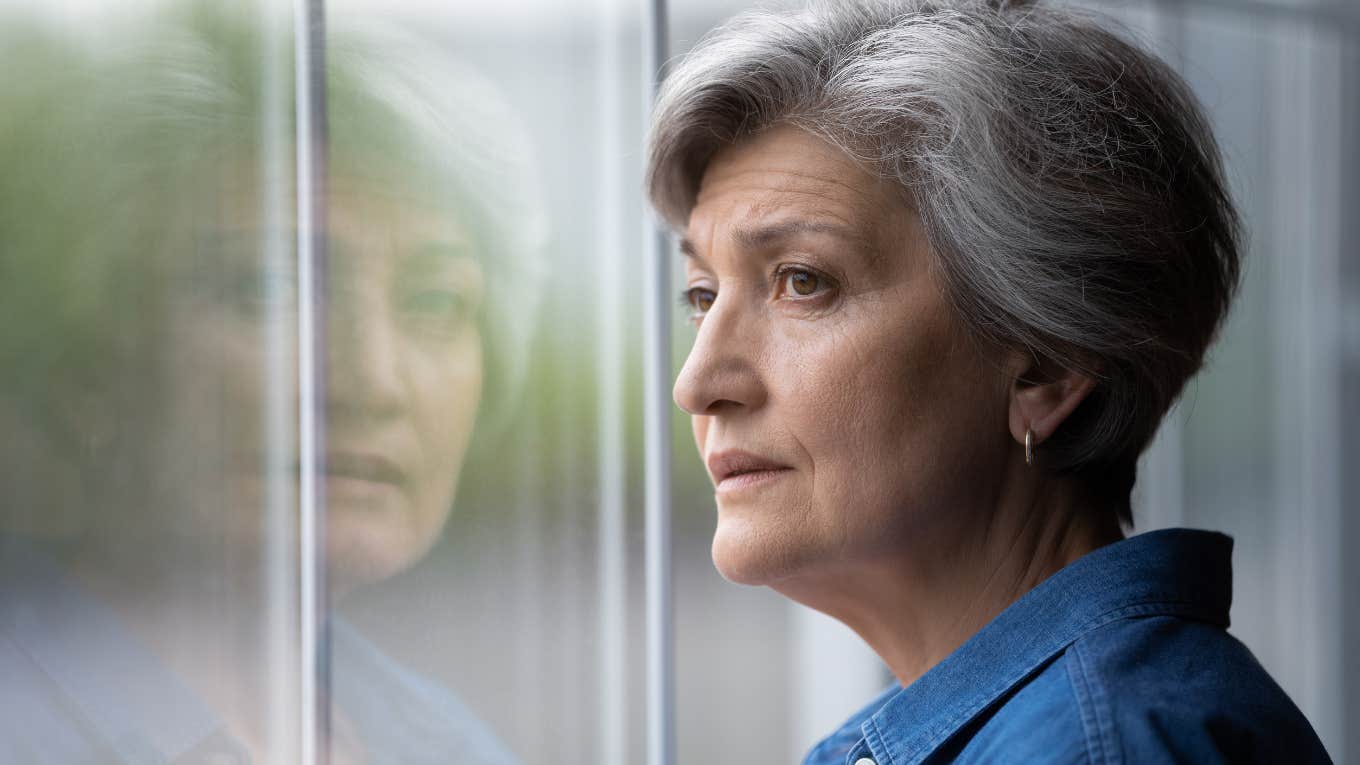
[1068,640,1117,765]
[863,719,895,765]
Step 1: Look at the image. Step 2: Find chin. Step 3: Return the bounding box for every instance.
[710,515,806,586]
[324,521,434,594]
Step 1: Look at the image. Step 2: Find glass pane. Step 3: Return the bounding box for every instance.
[324,1,645,763]
[2,1,650,762]
[0,1,302,762]
[1174,6,1350,758]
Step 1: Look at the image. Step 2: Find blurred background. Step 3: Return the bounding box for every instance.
[0,0,1355,764]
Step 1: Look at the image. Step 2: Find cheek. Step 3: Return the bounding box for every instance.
[397,343,482,557]
[419,342,483,446]
[408,337,484,496]
[786,301,993,498]
[446,347,484,422]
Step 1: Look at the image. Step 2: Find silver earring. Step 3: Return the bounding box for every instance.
[1024,428,1035,467]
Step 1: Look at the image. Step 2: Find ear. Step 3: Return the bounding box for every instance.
[1007,353,1098,453]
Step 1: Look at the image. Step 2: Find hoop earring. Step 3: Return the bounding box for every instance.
[1024,428,1035,467]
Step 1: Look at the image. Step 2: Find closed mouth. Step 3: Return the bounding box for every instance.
[715,468,793,496]
[706,449,793,487]
[296,452,407,487]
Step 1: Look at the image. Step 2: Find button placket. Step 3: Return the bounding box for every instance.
[846,738,876,765]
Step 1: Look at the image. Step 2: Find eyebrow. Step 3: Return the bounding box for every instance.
[679,219,872,262]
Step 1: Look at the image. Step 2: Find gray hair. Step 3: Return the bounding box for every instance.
[0,2,545,437]
[647,0,1242,527]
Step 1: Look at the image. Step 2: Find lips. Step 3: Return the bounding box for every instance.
[705,449,793,489]
[319,451,406,487]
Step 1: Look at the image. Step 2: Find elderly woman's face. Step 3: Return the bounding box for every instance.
[675,125,1013,585]
[148,178,484,589]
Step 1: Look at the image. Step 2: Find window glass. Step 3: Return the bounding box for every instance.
[3,0,1353,763]
[0,2,303,761]
[0,1,646,763]
[322,1,647,763]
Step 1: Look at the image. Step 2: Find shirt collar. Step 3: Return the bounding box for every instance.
[0,538,243,765]
[1,539,511,765]
[861,527,1233,765]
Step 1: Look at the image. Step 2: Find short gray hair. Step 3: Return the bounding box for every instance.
[647,0,1242,527]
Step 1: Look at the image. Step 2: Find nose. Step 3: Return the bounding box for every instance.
[672,297,767,416]
[325,292,405,425]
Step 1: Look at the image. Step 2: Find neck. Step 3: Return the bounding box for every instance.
[771,460,1125,689]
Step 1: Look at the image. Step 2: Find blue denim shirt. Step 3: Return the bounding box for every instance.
[803,528,1332,765]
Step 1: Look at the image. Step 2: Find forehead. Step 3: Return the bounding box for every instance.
[687,125,903,244]
[327,183,470,243]
[209,171,471,246]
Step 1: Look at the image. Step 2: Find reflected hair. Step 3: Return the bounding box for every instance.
[646,0,1242,527]
[0,3,546,448]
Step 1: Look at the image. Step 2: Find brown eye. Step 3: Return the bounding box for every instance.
[781,268,824,297]
[682,287,716,315]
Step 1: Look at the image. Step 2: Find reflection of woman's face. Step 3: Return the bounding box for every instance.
[156,178,483,589]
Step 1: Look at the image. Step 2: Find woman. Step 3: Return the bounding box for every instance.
[647,1,1331,762]
[0,4,539,763]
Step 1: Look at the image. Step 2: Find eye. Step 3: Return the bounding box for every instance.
[398,288,475,338]
[776,266,832,299]
[403,290,466,317]
[680,286,716,319]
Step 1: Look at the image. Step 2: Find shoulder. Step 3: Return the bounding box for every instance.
[928,652,1090,765]
[1062,615,1329,764]
[0,635,109,764]
[331,621,521,765]
[939,615,1331,765]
